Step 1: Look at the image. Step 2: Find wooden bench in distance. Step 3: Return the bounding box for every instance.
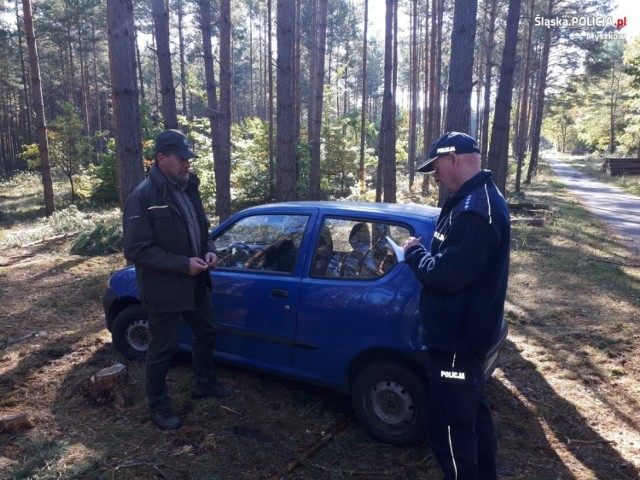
[602,158,640,176]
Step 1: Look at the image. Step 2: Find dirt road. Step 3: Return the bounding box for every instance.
[547,157,640,254]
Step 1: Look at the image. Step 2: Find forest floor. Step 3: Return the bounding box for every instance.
[0,161,639,479]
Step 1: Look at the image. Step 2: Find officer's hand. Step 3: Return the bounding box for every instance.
[402,236,422,252]
[204,252,219,270]
[188,257,209,275]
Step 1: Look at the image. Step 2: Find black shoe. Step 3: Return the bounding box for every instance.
[192,383,233,400]
[151,410,183,430]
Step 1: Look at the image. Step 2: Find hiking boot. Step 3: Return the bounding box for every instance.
[191,382,233,400]
[150,410,183,430]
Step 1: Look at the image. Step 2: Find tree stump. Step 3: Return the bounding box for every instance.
[85,363,128,407]
[0,413,34,433]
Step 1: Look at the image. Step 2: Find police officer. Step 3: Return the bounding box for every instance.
[403,132,510,479]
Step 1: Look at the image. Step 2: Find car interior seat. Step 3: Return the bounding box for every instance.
[312,226,334,276]
[341,223,377,278]
[371,223,395,274]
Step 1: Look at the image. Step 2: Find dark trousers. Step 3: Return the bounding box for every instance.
[146,285,219,413]
[427,379,497,480]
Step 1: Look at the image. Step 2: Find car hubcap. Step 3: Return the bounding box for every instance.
[126,318,149,353]
[370,380,414,427]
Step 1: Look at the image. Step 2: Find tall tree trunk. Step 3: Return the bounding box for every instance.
[307,0,317,145]
[177,0,188,118]
[268,0,275,200]
[609,66,621,154]
[106,0,144,207]
[276,0,296,201]
[76,15,90,137]
[22,0,55,216]
[294,0,301,187]
[249,5,255,117]
[15,0,32,143]
[90,23,103,146]
[378,0,396,203]
[514,0,534,193]
[526,0,553,184]
[480,0,497,169]
[309,0,328,200]
[445,0,478,133]
[151,0,178,129]
[408,0,418,189]
[423,0,443,195]
[217,0,232,220]
[134,25,145,100]
[358,0,368,195]
[63,3,76,105]
[198,0,220,195]
[487,0,522,194]
[387,0,398,203]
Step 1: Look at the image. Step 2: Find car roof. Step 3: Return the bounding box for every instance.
[237,201,440,220]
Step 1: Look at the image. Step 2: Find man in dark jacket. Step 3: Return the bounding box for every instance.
[124,129,231,431]
[403,132,510,479]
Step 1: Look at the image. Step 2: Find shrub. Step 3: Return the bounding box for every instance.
[70,223,123,256]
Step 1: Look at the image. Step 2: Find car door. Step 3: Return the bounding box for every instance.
[209,213,310,366]
[294,215,420,388]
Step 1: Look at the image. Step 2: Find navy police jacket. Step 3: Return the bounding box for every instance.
[123,165,215,313]
[405,170,510,353]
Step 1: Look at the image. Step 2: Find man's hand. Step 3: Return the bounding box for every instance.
[188,257,209,275]
[204,252,219,270]
[402,236,423,252]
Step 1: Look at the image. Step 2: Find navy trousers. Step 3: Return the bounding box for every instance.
[427,378,498,480]
[145,283,219,413]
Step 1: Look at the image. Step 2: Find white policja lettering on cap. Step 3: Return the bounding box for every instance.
[436,146,456,155]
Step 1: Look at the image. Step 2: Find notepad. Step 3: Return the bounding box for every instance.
[385,236,405,262]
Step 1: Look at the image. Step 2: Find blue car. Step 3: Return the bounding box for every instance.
[103,201,507,446]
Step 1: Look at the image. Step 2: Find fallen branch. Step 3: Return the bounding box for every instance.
[590,258,640,268]
[566,437,615,446]
[24,233,76,247]
[115,460,153,470]
[309,462,395,477]
[219,405,241,415]
[39,278,85,289]
[508,202,551,210]
[113,460,169,478]
[511,218,546,227]
[0,254,36,266]
[269,417,351,480]
[0,331,47,350]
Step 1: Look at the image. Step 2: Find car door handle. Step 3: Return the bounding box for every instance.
[271,288,289,298]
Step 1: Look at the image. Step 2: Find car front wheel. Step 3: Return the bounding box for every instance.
[111,305,150,361]
[351,362,428,446]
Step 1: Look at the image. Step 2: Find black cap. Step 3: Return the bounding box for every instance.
[154,129,198,159]
[417,131,480,173]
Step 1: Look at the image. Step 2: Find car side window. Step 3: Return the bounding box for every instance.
[213,214,309,273]
[311,218,411,279]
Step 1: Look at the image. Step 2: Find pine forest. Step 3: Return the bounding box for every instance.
[0,0,639,219]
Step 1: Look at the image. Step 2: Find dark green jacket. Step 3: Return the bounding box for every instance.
[123,165,214,312]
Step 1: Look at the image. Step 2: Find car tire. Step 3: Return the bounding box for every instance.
[111,305,150,361]
[351,362,428,446]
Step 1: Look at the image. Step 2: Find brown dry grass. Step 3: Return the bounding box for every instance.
[1,164,639,479]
